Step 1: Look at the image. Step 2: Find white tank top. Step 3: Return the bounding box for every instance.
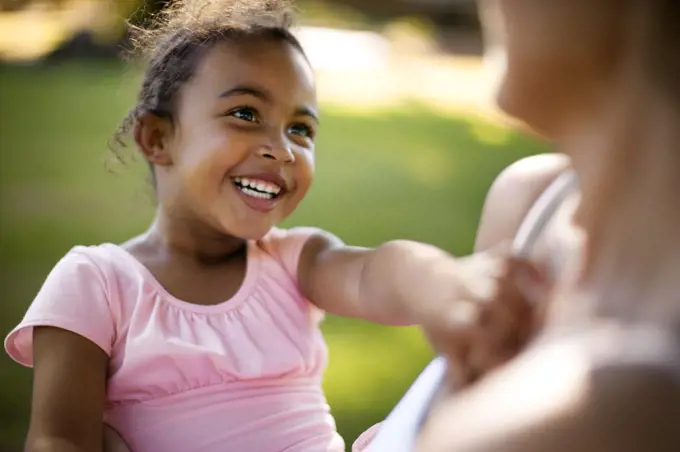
[368,170,579,452]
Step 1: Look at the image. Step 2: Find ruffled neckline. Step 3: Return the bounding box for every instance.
[101,242,260,314]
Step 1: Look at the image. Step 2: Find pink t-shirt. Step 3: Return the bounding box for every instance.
[5,227,354,452]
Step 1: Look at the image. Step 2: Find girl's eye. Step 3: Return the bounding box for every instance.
[229,107,259,123]
[289,123,314,139]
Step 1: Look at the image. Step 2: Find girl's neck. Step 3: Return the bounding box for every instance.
[560,82,680,322]
[145,208,246,264]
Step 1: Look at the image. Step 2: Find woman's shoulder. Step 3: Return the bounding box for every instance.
[475,153,572,251]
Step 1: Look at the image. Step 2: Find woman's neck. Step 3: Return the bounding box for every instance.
[561,84,680,322]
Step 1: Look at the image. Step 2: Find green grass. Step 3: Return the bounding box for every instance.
[0,62,546,450]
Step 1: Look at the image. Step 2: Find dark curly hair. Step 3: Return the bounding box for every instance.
[110,0,306,172]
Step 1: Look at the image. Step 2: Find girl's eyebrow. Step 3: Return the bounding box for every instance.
[296,106,319,124]
[219,84,319,123]
[219,84,270,101]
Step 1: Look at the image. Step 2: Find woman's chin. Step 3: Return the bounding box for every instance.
[494,87,552,141]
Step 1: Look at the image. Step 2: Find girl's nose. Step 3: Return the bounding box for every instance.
[257,142,295,163]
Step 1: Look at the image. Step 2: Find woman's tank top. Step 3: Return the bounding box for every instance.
[367,170,579,452]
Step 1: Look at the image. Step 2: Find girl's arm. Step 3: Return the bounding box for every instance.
[27,326,109,452]
[297,230,472,326]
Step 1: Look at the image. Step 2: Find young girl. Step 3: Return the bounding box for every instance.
[4,1,532,451]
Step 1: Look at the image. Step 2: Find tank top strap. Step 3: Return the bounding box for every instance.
[512,169,579,258]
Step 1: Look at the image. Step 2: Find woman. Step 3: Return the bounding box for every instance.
[421,0,680,450]
[375,1,680,451]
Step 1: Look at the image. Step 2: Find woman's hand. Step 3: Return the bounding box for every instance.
[419,249,550,389]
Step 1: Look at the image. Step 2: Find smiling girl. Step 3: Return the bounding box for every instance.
[5,1,533,451]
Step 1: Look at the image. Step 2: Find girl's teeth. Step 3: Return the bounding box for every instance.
[240,187,274,199]
[233,177,282,195]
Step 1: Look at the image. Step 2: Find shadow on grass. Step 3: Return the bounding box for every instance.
[0,63,547,450]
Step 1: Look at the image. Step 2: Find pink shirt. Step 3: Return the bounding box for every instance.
[5,227,355,452]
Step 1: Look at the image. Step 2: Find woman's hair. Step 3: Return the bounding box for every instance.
[110,0,305,162]
[641,0,680,104]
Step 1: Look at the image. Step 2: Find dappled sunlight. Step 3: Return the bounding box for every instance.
[0,0,119,62]
[0,3,503,118]
[312,52,501,117]
[295,26,391,71]
[0,8,65,61]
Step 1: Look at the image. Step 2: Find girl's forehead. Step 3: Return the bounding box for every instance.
[188,39,316,101]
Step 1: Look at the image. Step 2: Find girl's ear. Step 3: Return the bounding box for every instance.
[133,112,174,167]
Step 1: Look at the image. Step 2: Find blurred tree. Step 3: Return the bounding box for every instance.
[125,0,171,26]
[319,0,477,26]
[1,0,477,25]
[0,0,31,11]
[0,0,167,23]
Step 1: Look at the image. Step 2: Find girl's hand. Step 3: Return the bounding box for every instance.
[420,249,550,388]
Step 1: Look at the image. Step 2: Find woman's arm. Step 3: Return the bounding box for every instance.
[417,329,680,452]
[26,326,109,452]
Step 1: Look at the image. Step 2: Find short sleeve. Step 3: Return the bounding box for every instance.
[262,226,333,280]
[4,248,116,367]
[260,227,342,323]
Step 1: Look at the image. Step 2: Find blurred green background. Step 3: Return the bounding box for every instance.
[0,1,547,451]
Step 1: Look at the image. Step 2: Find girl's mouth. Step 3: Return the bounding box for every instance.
[232,176,283,201]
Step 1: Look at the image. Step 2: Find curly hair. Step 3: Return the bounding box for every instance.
[110,0,306,167]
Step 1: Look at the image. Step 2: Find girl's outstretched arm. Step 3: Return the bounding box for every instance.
[26,326,109,452]
[297,231,500,326]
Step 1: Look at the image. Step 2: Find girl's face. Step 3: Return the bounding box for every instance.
[481,0,621,137]
[149,38,318,240]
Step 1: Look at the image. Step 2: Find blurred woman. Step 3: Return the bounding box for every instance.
[417,1,680,451]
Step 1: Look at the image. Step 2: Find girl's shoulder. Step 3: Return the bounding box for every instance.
[256,226,328,279]
[57,242,160,292]
[4,243,155,367]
